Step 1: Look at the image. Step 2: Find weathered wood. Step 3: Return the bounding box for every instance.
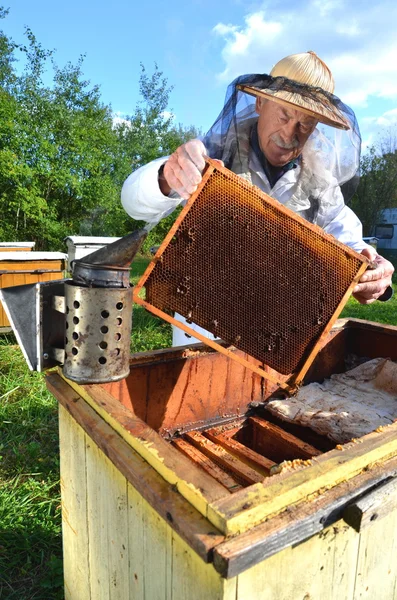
[49,371,230,520]
[346,318,397,362]
[235,519,359,600]
[208,421,397,534]
[249,416,322,461]
[173,438,243,493]
[58,405,91,600]
[50,373,225,561]
[353,502,397,599]
[86,437,117,599]
[343,475,397,532]
[205,426,276,473]
[170,524,237,600]
[184,431,264,486]
[213,454,397,578]
[126,483,145,599]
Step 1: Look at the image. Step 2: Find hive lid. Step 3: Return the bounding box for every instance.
[0,251,67,261]
[134,159,369,393]
[64,236,121,245]
[0,242,35,248]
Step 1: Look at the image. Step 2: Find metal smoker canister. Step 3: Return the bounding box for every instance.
[63,283,133,383]
[62,229,146,384]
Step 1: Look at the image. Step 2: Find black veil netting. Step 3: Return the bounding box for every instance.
[202,74,362,202]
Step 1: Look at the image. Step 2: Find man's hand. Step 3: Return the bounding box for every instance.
[353,246,394,304]
[159,139,223,199]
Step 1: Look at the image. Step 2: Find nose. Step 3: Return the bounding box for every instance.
[280,120,298,142]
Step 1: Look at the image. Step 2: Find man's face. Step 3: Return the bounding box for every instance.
[255,98,318,167]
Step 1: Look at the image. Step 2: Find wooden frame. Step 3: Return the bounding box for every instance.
[133,159,369,394]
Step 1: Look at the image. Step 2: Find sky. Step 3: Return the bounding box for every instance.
[4,0,397,151]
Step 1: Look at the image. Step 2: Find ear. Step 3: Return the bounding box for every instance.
[255,97,263,114]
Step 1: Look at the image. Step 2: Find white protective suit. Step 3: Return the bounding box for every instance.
[121,138,368,347]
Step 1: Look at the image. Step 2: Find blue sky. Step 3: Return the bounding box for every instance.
[4,0,397,150]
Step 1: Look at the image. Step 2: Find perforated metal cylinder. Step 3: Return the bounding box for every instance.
[63,282,132,383]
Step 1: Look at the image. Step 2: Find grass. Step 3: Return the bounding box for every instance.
[0,255,395,599]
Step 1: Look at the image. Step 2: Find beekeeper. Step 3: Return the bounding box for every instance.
[121,51,394,345]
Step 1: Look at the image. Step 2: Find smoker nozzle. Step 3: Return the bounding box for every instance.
[71,229,147,288]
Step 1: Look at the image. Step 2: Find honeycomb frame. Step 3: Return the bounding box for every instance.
[134,159,369,393]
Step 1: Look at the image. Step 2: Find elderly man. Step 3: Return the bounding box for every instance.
[122,51,394,345]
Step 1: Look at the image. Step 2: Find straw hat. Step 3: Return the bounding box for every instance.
[237,51,349,130]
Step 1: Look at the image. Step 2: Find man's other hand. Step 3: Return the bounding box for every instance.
[159,140,223,199]
[353,246,394,304]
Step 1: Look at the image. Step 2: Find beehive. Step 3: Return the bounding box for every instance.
[0,242,35,252]
[0,251,66,328]
[48,318,397,599]
[134,159,368,390]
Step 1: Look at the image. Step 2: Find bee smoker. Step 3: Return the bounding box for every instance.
[0,229,147,384]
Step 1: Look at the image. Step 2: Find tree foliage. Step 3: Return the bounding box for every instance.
[0,11,198,249]
[350,129,397,235]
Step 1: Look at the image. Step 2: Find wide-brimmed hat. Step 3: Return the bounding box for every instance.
[237,51,349,130]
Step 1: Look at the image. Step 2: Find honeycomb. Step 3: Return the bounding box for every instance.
[141,161,367,375]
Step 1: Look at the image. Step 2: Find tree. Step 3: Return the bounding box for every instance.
[0,11,199,249]
[350,128,397,235]
[112,63,200,248]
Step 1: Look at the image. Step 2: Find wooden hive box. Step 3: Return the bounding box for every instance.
[0,251,66,328]
[47,318,397,600]
[0,242,35,252]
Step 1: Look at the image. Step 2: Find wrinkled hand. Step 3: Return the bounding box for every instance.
[353,246,394,304]
[160,139,223,199]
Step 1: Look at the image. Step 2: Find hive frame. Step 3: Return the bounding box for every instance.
[133,159,368,394]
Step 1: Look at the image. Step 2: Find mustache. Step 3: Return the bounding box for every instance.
[270,133,299,150]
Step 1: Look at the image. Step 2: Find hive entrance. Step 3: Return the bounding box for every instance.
[134,159,368,390]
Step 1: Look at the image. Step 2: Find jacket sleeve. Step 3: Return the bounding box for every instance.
[316,185,369,253]
[121,157,184,225]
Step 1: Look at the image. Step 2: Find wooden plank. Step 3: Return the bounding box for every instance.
[185,431,264,486]
[58,405,91,600]
[353,503,397,599]
[48,372,230,522]
[235,519,358,600]
[343,475,397,532]
[142,491,172,600]
[208,422,397,535]
[205,426,276,474]
[213,454,397,578]
[249,416,322,461]
[50,373,224,561]
[126,483,144,600]
[85,441,130,599]
[86,435,111,599]
[346,318,397,362]
[170,529,236,600]
[102,348,263,436]
[173,438,243,493]
[104,459,130,599]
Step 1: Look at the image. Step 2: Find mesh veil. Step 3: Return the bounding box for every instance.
[203,74,361,206]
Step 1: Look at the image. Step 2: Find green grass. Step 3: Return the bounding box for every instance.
[0,340,63,599]
[0,256,395,599]
[340,282,397,325]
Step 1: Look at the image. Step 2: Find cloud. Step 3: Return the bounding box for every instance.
[362,108,397,128]
[160,110,175,121]
[112,112,131,129]
[212,0,397,110]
